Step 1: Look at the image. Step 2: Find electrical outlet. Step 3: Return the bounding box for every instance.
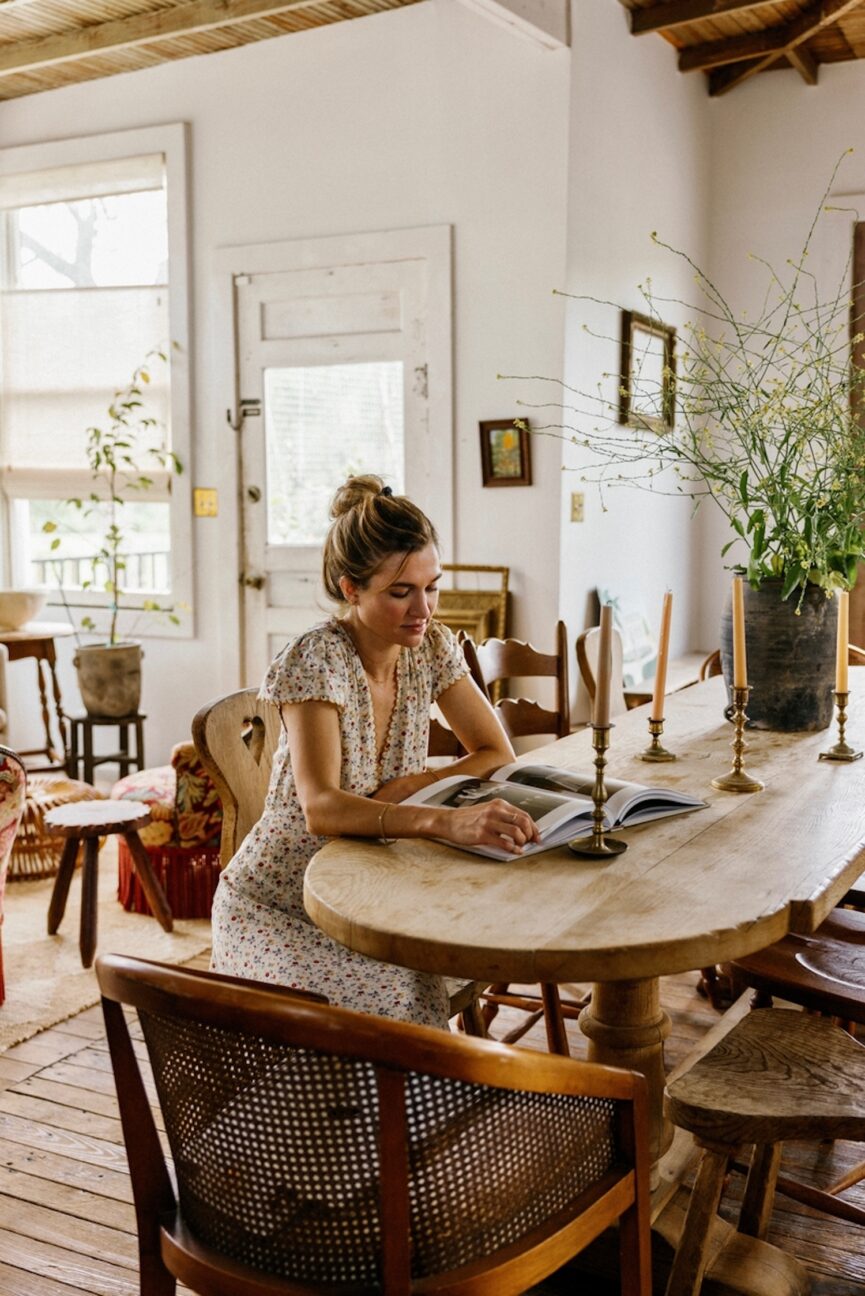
[570,491,584,523]
[194,488,218,517]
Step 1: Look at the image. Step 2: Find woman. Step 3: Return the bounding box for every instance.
[211,475,539,1028]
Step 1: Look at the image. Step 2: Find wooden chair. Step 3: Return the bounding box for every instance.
[471,623,575,1048]
[576,625,628,719]
[473,621,570,743]
[96,952,652,1296]
[192,688,488,1032]
[663,1008,865,1295]
[0,745,26,1005]
[698,649,721,680]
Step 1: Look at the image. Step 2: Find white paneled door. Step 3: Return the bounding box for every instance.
[234,228,453,683]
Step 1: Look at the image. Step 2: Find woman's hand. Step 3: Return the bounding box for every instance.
[438,797,540,856]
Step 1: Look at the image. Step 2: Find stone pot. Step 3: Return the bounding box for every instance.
[74,642,143,718]
[719,579,837,732]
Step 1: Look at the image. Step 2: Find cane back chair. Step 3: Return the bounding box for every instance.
[97,953,652,1296]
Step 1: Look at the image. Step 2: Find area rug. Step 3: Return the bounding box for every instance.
[0,839,212,1051]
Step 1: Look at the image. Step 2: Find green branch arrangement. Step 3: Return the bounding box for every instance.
[504,155,865,604]
[43,347,183,645]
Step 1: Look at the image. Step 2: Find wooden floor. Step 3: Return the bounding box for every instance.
[1,956,864,1294]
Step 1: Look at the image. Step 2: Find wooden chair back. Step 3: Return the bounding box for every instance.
[96,952,652,1296]
[575,625,628,719]
[474,621,570,741]
[699,648,722,680]
[192,688,282,868]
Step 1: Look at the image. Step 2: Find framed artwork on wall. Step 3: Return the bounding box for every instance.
[619,310,676,433]
[479,419,532,487]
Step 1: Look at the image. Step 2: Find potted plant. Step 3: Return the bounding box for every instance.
[44,348,182,718]
[510,161,865,731]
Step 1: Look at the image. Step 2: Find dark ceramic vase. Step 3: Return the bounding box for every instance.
[719,579,837,731]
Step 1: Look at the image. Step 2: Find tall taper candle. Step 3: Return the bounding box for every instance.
[837,590,850,694]
[650,591,673,722]
[732,576,747,690]
[594,604,613,728]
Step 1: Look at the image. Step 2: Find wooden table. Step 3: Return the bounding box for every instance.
[0,622,74,772]
[305,678,865,1294]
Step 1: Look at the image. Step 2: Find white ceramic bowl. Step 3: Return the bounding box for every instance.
[0,589,46,630]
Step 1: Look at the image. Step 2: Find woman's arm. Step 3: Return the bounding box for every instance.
[283,696,538,854]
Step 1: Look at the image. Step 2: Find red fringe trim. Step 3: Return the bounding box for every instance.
[117,841,222,919]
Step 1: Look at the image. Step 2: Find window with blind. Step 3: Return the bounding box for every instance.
[0,125,192,638]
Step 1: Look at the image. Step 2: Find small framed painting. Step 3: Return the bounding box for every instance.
[479,419,532,487]
[619,310,676,433]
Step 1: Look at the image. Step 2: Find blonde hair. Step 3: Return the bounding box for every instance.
[322,475,439,603]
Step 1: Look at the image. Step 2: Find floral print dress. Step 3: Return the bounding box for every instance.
[210,617,468,1028]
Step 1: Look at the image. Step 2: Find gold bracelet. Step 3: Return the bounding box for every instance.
[378,802,397,845]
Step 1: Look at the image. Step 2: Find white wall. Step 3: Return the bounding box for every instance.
[0,0,570,764]
[702,60,865,644]
[555,0,713,719]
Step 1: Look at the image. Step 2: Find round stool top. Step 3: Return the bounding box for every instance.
[44,799,152,837]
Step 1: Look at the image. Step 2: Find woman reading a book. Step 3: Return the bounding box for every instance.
[211,474,539,1027]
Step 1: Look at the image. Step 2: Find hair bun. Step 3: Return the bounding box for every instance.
[329,474,386,520]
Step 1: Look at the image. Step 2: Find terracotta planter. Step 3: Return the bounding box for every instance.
[74,642,143,718]
[719,579,836,732]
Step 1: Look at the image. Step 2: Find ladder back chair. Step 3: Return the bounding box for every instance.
[575,625,629,720]
[192,688,488,1031]
[474,620,570,742]
[472,622,574,1049]
[427,634,492,760]
[97,953,652,1296]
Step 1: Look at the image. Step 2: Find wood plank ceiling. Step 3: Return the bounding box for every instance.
[619,0,865,94]
[0,0,421,99]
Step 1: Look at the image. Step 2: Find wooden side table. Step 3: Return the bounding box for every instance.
[0,621,74,772]
[45,799,173,967]
[67,712,146,785]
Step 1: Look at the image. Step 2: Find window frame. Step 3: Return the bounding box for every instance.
[0,122,193,641]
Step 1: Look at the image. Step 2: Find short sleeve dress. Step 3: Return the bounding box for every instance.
[210,616,469,1029]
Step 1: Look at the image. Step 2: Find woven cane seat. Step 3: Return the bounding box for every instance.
[9,773,106,880]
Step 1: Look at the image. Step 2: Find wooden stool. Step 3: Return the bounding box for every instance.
[45,800,173,968]
[663,1009,865,1296]
[67,712,146,785]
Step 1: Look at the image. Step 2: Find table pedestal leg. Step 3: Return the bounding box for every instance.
[580,976,673,1170]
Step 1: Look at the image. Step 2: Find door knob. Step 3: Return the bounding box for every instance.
[241,572,265,590]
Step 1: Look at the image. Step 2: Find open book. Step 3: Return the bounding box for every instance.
[402,761,706,861]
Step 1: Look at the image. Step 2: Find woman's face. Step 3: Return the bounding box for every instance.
[343,543,441,650]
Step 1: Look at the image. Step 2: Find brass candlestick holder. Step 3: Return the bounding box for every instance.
[568,724,628,857]
[640,717,676,762]
[819,691,863,762]
[712,686,764,793]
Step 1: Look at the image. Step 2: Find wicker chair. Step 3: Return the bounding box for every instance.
[96,953,652,1296]
[0,746,27,1005]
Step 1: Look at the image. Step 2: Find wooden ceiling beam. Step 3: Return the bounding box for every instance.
[630,0,777,36]
[787,42,819,80]
[680,0,863,71]
[0,0,358,74]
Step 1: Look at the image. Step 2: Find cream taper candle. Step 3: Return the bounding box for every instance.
[837,590,850,694]
[650,591,673,722]
[732,576,747,690]
[594,604,613,728]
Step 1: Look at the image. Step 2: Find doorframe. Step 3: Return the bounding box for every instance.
[213,225,454,688]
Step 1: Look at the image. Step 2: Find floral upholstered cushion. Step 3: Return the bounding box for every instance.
[171,741,222,850]
[111,742,222,850]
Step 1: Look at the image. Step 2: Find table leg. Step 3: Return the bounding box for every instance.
[122,830,173,932]
[83,722,94,786]
[540,983,570,1055]
[44,646,69,768]
[80,836,99,968]
[47,838,79,934]
[579,977,673,1169]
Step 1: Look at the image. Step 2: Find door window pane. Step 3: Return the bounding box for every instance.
[264,362,404,546]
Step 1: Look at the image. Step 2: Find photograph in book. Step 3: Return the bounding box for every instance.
[402,762,707,861]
